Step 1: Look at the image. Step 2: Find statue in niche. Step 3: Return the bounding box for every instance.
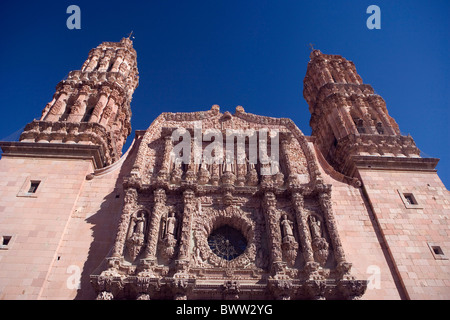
[161,208,178,260]
[308,215,329,267]
[197,161,210,185]
[273,161,285,186]
[126,211,147,261]
[281,214,295,243]
[246,159,258,186]
[221,159,236,185]
[170,159,183,184]
[165,209,177,239]
[280,214,298,267]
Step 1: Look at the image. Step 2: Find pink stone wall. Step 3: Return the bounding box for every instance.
[358,169,450,299]
[1,136,448,300]
[311,143,404,299]
[0,157,93,299]
[38,136,140,300]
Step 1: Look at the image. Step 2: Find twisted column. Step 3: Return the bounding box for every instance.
[317,189,346,265]
[143,188,167,261]
[177,189,196,262]
[262,192,284,275]
[111,188,138,258]
[290,192,315,265]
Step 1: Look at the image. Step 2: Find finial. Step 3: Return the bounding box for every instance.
[309,43,315,51]
[127,31,135,40]
[235,105,245,113]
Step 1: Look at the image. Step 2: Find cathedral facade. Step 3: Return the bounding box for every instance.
[0,38,448,300]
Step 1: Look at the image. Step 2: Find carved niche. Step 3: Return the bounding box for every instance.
[125,209,149,261]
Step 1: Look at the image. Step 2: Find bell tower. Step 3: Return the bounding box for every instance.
[303,49,421,177]
[19,37,139,167]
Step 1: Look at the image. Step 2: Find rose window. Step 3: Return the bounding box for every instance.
[207,226,247,261]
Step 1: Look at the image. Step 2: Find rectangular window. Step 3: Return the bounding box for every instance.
[17,177,45,198]
[28,181,40,194]
[0,235,13,250]
[428,243,448,260]
[397,189,423,209]
[403,193,416,205]
[2,236,11,246]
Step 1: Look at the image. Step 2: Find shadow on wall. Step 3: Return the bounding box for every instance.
[74,133,143,300]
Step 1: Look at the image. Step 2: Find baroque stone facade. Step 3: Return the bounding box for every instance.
[0,39,448,300]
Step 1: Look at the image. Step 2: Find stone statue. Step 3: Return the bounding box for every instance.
[308,215,329,267]
[309,215,322,239]
[281,214,294,243]
[280,214,298,267]
[126,211,147,261]
[165,209,177,239]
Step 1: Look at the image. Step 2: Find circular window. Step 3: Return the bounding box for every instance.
[208,226,247,261]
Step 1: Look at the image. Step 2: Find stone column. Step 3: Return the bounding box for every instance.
[344,61,359,84]
[118,53,132,76]
[370,96,397,135]
[262,192,284,275]
[317,188,346,265]
[44,85,72,122]
[110,49,125,72]
[40,95,58,120]
[280,135,297,186]
[157,135,174,182]
[143,188,167,261]
[89,86,111,123]
[177,189,196,263]
[316,60,333,84]
[67,85,90,122]
[99,89,120,126]
[114,112,128,156]
[338,101,358,136]
[85,48,102,72]
[97,50,114,72]
[290,192,315,266]
[81,54,91,72]
[106,96,123,128]
[111,188,138,259]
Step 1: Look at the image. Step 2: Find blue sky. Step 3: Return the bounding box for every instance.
[0,0,449,187]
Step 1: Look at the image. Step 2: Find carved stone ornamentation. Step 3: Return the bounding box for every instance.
[87,59,370,299]
[308,215,329,267]
[280,214,298,267]
[222,280,240,300]
[125,210,147,261]
[21,37,139,167]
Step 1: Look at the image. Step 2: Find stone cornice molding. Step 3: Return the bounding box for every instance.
[0,141,104,169]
